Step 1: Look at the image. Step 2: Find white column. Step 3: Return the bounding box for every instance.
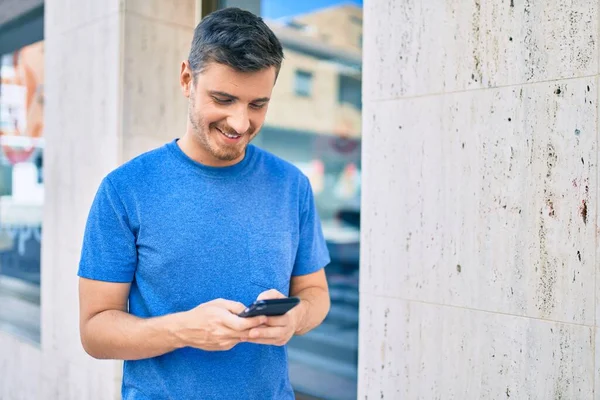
[360,1,598,398]
[37,0,194,398]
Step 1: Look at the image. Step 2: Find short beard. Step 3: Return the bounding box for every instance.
[188,89,247,162]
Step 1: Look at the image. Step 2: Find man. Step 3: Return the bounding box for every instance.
[78,7,330,400]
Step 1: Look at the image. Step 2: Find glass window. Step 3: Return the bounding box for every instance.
[338,74,361,109]
[350,15,362,25]
[217,1,363,399]
[0,41,44,344]
[294,70,313,97]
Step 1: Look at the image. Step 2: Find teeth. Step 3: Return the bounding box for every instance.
[217,128,240,139]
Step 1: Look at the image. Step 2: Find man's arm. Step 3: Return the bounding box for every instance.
[246,269,330,345]
[289,269,330,335]
[79,278,266,360]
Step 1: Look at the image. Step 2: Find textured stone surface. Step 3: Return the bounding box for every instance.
[121,11,191,155]
[360,0,600,398]
[596,80,600,328]
[125,0,196,28]
[0,333,41,400]
[358,295,594,399]
[361,77,597,325]
[596,328,600,400]
[364,0,598,100]
[43,7,122,400]
[44,0,120,35]
[40,355,120,400]
[44,12,121,253]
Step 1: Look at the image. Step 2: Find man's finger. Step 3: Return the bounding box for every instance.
[264,315,289,327]
[249,326,285,340]
[256,289,285,301]
[215,299,247,315]
[223,314,266,331]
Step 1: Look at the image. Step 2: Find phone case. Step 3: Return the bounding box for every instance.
[239,297,300,318]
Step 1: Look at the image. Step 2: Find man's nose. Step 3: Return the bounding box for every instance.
[227,108,250,135]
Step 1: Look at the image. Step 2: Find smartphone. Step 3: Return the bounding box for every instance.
[238,297,300,318]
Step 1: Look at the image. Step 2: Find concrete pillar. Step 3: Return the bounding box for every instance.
[360,1,598,398]
[0,0,195,398]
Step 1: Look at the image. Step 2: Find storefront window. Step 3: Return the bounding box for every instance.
[218,1,362,398]
[0,41,44,343]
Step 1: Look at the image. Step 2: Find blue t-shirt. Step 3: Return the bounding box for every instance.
[78,139,330,399]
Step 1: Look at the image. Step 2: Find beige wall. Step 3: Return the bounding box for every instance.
[296,4,362,53]
[267,48,339,135]
[267,46,361,138]
[0,1,195,398]
[264,5,363,139]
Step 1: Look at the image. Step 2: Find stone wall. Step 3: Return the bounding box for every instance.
[360,1,599,398]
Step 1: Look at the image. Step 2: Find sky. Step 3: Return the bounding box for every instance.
[261,0,363,20]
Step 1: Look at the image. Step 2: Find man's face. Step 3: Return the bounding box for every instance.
[180,61,276,166]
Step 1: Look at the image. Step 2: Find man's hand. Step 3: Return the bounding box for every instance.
[246,289,305,346]
[175,298,267,351]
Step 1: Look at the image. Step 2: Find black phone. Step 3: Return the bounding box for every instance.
[238,297,300,318]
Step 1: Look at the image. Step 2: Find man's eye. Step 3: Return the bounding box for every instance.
[214,98,232,104]
[250,103,266,109]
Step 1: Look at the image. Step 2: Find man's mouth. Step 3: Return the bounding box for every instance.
[216,127,242,140]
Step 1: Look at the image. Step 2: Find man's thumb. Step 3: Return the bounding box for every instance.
[257,289,284,301]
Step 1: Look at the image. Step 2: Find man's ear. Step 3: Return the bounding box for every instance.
[180,60,194,98]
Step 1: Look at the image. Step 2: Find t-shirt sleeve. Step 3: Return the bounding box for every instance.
[292,177,331,276]
[78,176,138,283]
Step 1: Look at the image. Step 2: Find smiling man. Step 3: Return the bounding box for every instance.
[77,7,331,400]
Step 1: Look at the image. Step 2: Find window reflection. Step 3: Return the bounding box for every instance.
[0,41,44,343]
[294,70,313,97]
[224,1,363,399]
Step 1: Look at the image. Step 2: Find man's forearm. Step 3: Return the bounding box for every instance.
[293,287,330,335]
[81,310,184,360]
